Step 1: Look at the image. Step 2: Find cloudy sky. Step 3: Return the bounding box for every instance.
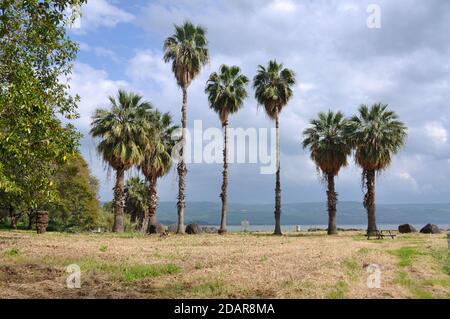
[67,0,450,204]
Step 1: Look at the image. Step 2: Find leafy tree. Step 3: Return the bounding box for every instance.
[0,0,85,197]
[163,21,209,234]
[303,111,352,235]
[253,60,295,235]
[91,90,152,232]
[139,110,178,233]
[347,103,407,235]
[124,177,148,230]
[205,65,249,234]
[47,152,100,231]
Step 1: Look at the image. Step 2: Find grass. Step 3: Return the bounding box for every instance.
[2,247,19,257]
[0,230,447,299]
[327,280,349,299]
[389,246,422,267]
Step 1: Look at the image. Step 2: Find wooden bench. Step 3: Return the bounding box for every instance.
[366,230,397,240]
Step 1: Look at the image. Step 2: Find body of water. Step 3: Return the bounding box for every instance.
[217,224,449,232]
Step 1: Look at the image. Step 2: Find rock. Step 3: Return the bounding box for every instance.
[148,223,167,234]
[398,224,417,233]
[167,224,178,233]
[420,224,442,234]
[186,223,202,234]
[202,226,218,233]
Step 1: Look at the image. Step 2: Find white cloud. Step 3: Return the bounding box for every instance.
[69,63,129,130]
[424,121,448,143]
[72,0,134,32]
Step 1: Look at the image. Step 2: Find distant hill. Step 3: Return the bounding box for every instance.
[151,201,450,226]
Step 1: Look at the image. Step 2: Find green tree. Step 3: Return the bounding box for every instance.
[205,65,249,234]
[139,110,178,233]
[163,21,209,234]
[347,103,407,235]
[48,152,100,230]
[253,60,296,235]
[90,90,152,232]
[0,0,85,196]
[124,177,148,230]
[302,111,352,235]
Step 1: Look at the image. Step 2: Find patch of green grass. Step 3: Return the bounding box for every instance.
[99,245,108,252]
[3,247,19,257]
[260,255,268,262]
[395,272,434,299]
[192,280,226,295]
[357,247,370,255]
[389,246,422,267]
[428,248,450,275]
[327,280,349,299]
[122,264,180,281]
[342,257,359,281]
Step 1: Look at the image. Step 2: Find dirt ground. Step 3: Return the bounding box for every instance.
[0,230,448,299]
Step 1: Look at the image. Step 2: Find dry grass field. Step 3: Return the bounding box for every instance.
[0,230,448,299]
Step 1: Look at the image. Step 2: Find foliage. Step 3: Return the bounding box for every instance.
[46,152,101,231]
[346,103,407,172]
[253,60,295,119]
[205,64,249,126]
[303,111,352,177]
[0,0,85,199]
[124,177,148,223]
[163,21,209,89]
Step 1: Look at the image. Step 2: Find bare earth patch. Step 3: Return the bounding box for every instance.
[0,230,448,299]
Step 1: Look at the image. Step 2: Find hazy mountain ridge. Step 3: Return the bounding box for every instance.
[149,201,450,226]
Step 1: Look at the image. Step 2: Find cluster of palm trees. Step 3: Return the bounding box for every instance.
[303,105,407,235]
[91,21,407,236]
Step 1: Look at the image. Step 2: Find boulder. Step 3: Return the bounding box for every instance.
[148,223,167,234]
[167,224,178,233]
[202,226,218,233]
[420,224,441,234]
[186,223,202,234]
[398,224,417,233]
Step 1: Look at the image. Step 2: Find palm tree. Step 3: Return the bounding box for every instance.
[205,65,249,234]
[139,110,178,233]
[124,176,148,230]
[347,103,407,235]
[302,111,352,235]
[91,90,152,232]
[163,21,209,234]
[253,60,295,235]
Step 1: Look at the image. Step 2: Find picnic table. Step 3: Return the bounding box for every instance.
[366,230,397,240]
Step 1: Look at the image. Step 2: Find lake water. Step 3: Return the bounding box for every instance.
[218,224,449,232]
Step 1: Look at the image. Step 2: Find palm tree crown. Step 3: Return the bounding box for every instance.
[303,111,352,176]
[139,110,178,180]
[348,103,407,171]
[90,90,153,170]
[163,21,209,89]
[253,60,295,119]
[205,64,249,126]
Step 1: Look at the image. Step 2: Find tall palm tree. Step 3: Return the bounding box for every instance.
[347,103,407,235]
[124,176,148,230]
[205,65,249,234]
[139,110,178,233]
[253,60,295,235]
[91,90,152,232]
[302,111,352,235]
[163,21,209,234]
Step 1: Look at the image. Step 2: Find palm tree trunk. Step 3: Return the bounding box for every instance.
[364,169,377,235]
[219,122,228,235]
[112,167,125,233]
[147,176,158,233]
[27,209,35,230]
[177,87,188,234]
[327,173,338,235]
[274,109,282,236]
